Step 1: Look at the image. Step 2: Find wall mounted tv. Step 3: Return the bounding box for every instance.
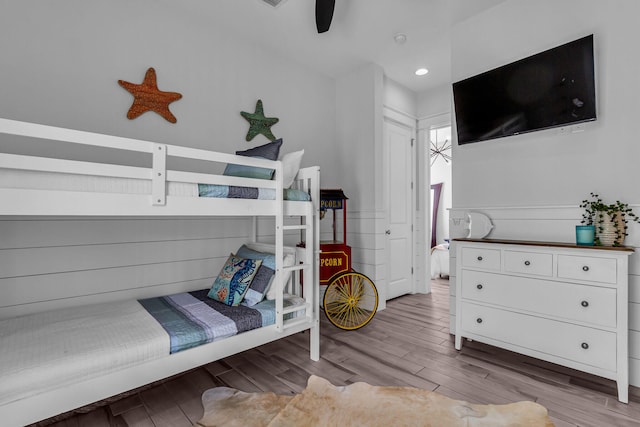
[453,34,596,145]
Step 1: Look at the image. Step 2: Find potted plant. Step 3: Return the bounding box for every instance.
[580,192,640,246]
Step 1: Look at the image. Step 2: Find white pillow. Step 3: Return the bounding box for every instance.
[243,242,296,300]
[265,252,296,300]
[280,149,304,188]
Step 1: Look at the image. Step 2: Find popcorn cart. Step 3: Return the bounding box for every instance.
[320,189,378,330]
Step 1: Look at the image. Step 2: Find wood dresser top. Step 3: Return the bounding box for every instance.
[453,238,635,252]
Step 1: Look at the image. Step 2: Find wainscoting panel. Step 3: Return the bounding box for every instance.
[0,238,242,278]
[0,217,251,249]
[0,216,265,318]
[631,358,640,392]
[630,275,640,303]
[630,303,640,333]
[344,209,388,308]
[1,255,221,298]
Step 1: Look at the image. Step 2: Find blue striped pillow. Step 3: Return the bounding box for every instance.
[236,245,275,306]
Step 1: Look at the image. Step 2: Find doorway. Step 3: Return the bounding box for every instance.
[419,114,452,284]
[429,123,452,250]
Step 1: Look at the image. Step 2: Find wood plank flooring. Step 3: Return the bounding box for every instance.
[36,279,640,426]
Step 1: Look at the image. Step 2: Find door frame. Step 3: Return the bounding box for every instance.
[418,111,451,294]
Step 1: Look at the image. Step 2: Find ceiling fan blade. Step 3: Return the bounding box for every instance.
[315,0,335,33]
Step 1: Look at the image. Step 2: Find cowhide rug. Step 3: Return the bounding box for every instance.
[197,375,555,427]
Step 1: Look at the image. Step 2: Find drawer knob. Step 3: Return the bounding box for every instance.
[581,300,589,308]
[524,260,531,266]
[477,256,483,261]
[477,284,483,290]
[581,342,589,350]
[476,318,483,324]
[582,265,590,272]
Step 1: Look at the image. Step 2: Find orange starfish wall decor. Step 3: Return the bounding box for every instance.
[118,67,182,123]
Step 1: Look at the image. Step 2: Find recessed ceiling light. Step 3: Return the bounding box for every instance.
[415,68,429,76]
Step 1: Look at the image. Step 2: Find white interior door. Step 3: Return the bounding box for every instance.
[384,118,414,300]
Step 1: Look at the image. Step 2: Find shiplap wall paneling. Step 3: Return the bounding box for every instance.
[0,217,255,318]
[0,261,223,319]
[0,217,252,249]
[629,272,640,385]
[348,210,385,304]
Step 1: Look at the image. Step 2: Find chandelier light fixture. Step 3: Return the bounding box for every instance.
[430,139,451,166]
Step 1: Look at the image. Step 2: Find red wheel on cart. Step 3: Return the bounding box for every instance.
[323,271,378,330]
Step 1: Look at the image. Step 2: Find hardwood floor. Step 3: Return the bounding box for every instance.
[38,279,640,427]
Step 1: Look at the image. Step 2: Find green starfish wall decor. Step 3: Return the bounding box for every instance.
[241,99,279,141]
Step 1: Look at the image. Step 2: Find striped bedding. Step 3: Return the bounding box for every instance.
[197,184,311,201]
[139,289,304,354]
[0,291,303,407]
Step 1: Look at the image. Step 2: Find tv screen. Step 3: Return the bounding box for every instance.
[453,35,596,145]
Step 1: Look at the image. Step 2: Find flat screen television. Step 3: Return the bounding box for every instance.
[453,35,596,145]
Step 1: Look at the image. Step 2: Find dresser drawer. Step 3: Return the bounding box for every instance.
[557,255,617,284]
[504,250,552,276]
[460,270,617,327]
[461,247,500,271]
[460,302,616,371]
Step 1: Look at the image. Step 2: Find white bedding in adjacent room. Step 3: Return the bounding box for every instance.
[430,243,450,279]
[0,299,168,406]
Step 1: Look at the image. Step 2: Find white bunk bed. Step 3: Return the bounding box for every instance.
[0,118,320,427]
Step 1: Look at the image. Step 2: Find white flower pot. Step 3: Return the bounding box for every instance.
[595,210,626,246]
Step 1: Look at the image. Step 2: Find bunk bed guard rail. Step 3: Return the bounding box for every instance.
[0,118,284,211]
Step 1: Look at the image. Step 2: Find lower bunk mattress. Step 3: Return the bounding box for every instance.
[0,291,303,407]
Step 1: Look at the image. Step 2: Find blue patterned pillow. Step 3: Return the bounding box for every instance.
[208,254,262,306]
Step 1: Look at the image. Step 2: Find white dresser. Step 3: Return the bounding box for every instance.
[454,238,633,403]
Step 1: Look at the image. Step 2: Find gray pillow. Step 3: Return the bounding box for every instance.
[236,138,283,160]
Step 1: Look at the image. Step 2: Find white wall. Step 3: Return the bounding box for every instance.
[0,0,336,170]
[451,0,640,208]
[0,0,338,315]
[417,84,451,119]
[418,85,453,244]
[334,64,384,212]
[334,64,385,300]
[449,0,640,387]
[383,77,417,117]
